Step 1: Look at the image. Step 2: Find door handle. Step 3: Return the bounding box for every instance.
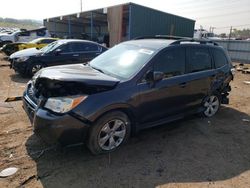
[179,82,187,88]
[73,54,79,57]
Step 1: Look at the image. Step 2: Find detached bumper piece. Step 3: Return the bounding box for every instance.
[5,96,22,102]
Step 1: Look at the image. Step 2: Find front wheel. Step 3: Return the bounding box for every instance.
[202,94,221,117]
[28,63,44,76]
[87,111,131,155]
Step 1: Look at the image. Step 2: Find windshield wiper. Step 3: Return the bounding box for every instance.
[90,66,104,73]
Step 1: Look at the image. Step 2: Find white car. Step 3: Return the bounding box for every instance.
[0,27,50,46]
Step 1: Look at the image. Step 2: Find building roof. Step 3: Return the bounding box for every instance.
[44,2,195,22]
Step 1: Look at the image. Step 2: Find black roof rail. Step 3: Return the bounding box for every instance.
[170,38,219,46]
[133,35,191,40]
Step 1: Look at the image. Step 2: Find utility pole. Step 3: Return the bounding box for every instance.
[80,0,82,12]
[227,26,233,51]
[211,27,215,33]
[229,26,233,40]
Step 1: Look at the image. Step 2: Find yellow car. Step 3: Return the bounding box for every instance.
[18,38,59,51]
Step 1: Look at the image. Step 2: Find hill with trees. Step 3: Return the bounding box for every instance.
[0,17,43,30]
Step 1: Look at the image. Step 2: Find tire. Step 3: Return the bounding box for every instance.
[28,63,44,76]
[87,111,131,155]
[202,93,221,117]
[0,41,12,47]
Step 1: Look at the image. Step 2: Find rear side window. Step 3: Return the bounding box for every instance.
[186,47,212,73]
[70,42,98,52]
[18,31,30,36]
[212,48,228,68]
[85,43,99,51]
[154,48,185,78]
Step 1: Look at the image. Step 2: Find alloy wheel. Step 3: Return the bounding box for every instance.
[31,64,43,74]
[98,119,126,151]
[204,95,220,117]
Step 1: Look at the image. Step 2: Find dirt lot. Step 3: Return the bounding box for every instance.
[0,52,249,188]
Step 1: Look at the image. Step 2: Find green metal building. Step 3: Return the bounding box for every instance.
[44,2,195,46]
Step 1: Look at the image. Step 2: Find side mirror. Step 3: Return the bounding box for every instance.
[153,71,165,81]
[54,49,62,56]
[145,71,164,82]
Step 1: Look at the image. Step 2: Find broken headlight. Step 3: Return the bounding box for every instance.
[44,95,87,113]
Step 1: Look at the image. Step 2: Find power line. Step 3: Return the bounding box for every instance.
[181,0,250,13]
[215,24,250,29]
[196,10,250,20]
[169,0,246,10]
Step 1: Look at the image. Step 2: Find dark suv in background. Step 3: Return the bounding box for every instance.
[10,39,107,76]
[22,38,234,154]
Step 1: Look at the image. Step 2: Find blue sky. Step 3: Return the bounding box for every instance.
[0,0,250,33]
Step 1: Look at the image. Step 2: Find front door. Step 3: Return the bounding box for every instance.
[137,47,189,124]
[44,43,81,66]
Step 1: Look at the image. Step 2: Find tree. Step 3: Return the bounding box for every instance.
[231,28,250,39]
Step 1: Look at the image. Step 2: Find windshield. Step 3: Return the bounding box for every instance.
[90,43,155,80]
[40,41,64,53]
[30,38,42,44]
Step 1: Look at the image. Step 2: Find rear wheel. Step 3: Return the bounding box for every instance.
[202,94,221,117]
[87,111,131,155]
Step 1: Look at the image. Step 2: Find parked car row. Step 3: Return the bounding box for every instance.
[0,27,50,47]
[20,37,234,154]
[0,37,58,56]
[9,39,108,76]
[0,27,20,34]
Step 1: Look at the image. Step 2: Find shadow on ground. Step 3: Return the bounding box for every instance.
[10,73,30,84]
[26,106,250,188]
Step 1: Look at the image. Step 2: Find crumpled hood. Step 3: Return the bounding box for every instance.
[36,64,120,87]
[10,47,42,59]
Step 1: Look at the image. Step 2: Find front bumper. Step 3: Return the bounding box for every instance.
[11,60,27,74]
[23,90,90,145]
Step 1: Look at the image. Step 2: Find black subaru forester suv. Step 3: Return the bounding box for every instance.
[23,38,234,154]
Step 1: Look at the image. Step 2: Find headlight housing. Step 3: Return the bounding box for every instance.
[44,95,87,113]
[16,56,29,62]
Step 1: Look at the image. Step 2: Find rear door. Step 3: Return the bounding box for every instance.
[65,42,86,64]
[17,31,31,42]
[182,45,215,108]
[78,42,102,62]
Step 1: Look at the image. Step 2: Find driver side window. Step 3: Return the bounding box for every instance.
[57,44,71,53]
[154,48,185,79]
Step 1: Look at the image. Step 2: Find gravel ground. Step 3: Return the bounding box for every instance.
[0,52,249,188]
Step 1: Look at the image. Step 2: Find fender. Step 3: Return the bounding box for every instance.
[86,102,137,124]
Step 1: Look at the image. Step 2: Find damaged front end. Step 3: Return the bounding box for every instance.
[33,77,115,99]
[22,65,119,145]
[24,75,117,120]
